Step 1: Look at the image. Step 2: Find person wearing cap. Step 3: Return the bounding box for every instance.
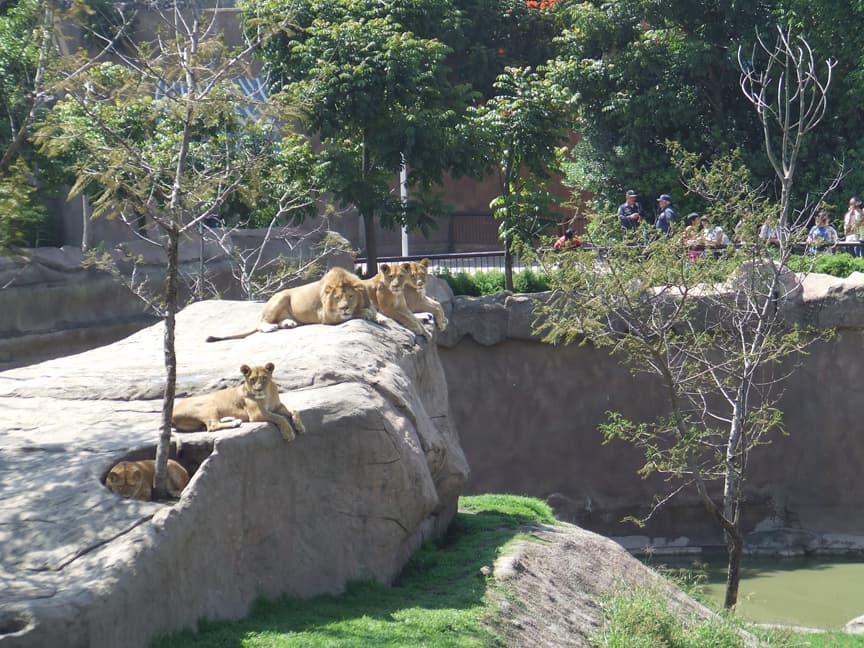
[655,194,675,236]
[617,190,644,231]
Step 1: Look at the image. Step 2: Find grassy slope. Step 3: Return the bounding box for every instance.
[152,495,864,648]
[153,495,555,648]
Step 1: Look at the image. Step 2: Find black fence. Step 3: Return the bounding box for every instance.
[356,240,862,276]
[355,250,514,275]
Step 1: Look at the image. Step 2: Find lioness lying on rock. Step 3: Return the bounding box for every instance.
[363,262,432,339]
[206,266,374,343]
[105,459,190,502]
[172,363,305,441]
[404,258,448,331]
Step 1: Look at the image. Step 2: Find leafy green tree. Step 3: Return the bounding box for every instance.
[773,0,864,200]
[36,1,302,497]
[534,148,823,609]
[550,0,772,211]
[251,0,470,275]
[467,64,575,290]
[442,0,563,99]
[0,0,132,249]
[0,0,55,248]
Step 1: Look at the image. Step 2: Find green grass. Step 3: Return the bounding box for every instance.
[592,587,746,648]
[593,587,864,648]
[152,493,864,648]
[152,495,556,648]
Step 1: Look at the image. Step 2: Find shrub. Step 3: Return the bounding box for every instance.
[434,268,549,296]
[513,267,549,293]
[785,252,864,277]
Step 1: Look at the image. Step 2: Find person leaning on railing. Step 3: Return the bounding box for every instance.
[553,228,582,250]
[843,197,864,258]
[681,212,706,261]
[759,217,788,248]
[807,210,839,254]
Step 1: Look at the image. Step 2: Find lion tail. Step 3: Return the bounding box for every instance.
[205,329,258,343]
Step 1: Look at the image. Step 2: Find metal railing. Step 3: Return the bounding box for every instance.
[356,240,863,276]
[355,250,513,275]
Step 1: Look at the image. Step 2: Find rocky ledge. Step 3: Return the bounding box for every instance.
[0,301,468,648]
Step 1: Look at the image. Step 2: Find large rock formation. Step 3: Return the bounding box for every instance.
[0,301,468,648]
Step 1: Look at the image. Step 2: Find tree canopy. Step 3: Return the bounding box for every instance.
[249,0,468,273]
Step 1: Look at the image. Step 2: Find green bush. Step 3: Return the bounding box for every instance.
[513,267,550,293]
[434,268,549,296]
[785,252,864,277]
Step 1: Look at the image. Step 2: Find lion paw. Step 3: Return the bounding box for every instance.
[277,422,296,442]
[291,412,306,436]
[278,318,299,329]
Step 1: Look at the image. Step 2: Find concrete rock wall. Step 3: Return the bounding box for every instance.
[438,275,864,553]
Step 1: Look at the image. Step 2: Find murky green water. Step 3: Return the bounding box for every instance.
[646,554,864,629]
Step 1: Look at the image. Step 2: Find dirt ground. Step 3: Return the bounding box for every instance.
[483,523,722,647]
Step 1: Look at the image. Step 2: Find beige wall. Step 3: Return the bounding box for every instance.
[440,333,864,549]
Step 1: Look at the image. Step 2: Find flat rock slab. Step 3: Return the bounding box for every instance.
[0,300,468,648]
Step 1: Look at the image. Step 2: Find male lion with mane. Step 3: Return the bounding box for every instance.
[206,266,374,343]
[172,362,305,441]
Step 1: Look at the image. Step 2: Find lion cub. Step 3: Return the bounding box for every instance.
[105,459,190,501]
[404,258,448,331]
[363,262,431,339]
[172,363,305,441]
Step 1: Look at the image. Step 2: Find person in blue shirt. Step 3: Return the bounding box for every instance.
[807,210,838,254]
[655,194,675,236]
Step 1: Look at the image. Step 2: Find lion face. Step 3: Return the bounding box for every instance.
[105,462,144,498]
[380,262,413,293]
[241,363,275,399]
[408,259,431,294]
[323,282,362,321]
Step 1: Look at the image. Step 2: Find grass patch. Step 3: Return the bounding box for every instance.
[787,632,864,647]
[152,495,556,648]
[591,587,746,648]
[594,567,864,648]
[152,493,863,647]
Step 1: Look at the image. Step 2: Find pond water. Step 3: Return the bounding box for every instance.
[645,553,864,629]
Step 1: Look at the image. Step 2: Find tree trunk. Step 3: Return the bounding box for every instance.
[152,227,179,500]
[362,209,378,278]
[360,131,378,278]
[502,144,515,292]
[81,194,91,252]
[504,235,514,292]
[724,528,744,609]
